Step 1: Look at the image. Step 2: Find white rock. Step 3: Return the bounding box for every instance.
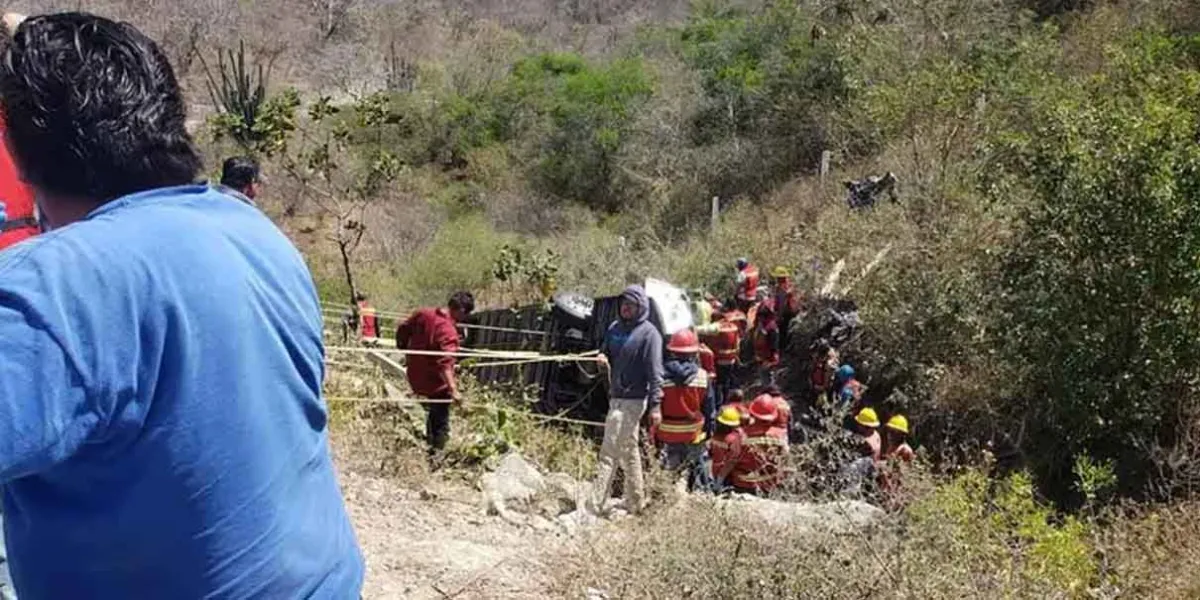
[481,453,548,524]
[708,496,884,535]
[585,586,610,600]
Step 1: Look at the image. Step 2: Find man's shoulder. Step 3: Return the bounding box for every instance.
[0,187,305,300]
[634,321,662,339]
[413,307,448,323]
[212,183,258,207]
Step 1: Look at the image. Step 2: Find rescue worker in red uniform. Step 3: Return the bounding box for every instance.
[0,113,39,249]
[758,385,792,433]
[734,258,760,309]
[809,344,840,408]
[708,405,745,493]
[723,306,749,337]
[730,396,789,495]
[879,414,914,508]
[698,342,716,380]
[698,310,743,408]
[354,292,379,346]
[722,388,751,426]
[839,407,882,496]
[882,415,914,462]
[651,329,713,491]
[720,304,752,380]
[770,266,801,350]
[751,299,781,387]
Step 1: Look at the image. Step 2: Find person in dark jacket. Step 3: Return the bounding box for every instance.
[587,285,663,516]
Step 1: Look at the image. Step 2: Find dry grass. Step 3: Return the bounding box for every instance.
[552,465,1200,600]
[1094,502,1200,598]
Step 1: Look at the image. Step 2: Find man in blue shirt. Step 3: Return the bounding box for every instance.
[0,12,363,598]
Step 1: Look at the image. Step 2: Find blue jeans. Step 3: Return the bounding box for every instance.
[662,443,713,492]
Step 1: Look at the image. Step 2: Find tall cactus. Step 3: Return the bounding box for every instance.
[200,41,268,148]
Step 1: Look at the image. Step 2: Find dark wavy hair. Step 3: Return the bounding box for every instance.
[0,13,201,201]
[449,291,475,315]
[220,156,259,190]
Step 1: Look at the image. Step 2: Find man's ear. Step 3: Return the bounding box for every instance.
[2,13,26,36]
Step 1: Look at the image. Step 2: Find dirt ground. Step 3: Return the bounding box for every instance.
[332,430,571,599]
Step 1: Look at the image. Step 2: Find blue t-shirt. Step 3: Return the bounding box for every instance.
[0,185,362,598]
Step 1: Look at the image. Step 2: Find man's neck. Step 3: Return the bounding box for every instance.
[39,195,100,230]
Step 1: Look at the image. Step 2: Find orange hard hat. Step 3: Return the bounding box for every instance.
[667,329,701,354]
[749,395,778,423]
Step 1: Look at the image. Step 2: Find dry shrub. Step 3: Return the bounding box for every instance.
[1096,502,1200,598]
[553,465,1112,599]
[552,496,889,599]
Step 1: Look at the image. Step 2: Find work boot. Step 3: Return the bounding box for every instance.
[426,449,446,473]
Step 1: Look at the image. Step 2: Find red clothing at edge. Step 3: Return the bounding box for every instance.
[0,115,37,250]
[396,307,460,397]
[698,343,716,378]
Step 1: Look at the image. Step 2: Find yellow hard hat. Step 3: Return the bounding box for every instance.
[771,266,790,278]
[885,414,909,434]
[717,406,742,427]
[855,407,881,428]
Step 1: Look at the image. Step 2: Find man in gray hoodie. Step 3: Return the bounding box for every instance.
[588,284,664,516]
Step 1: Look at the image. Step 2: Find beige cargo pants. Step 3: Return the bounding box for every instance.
[588,398,647,515]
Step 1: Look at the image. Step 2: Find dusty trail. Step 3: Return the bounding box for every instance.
[333,438,567,599]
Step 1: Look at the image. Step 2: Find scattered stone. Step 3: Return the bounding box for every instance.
[585,586,610,600]
[482,453,547,520]
[708,495,884,535]
[477,453,882,542]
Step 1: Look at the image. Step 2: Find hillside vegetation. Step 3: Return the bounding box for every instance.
[96,0,1199,594]
[184,0,1200,507]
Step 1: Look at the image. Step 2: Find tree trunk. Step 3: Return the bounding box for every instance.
[339,238,357,307]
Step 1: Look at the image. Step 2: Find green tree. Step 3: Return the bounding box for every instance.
[504,52,654,210]
[680,0,848,198]
[994,31,1200,500]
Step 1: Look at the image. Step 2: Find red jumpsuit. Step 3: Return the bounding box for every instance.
[730,424,788,493]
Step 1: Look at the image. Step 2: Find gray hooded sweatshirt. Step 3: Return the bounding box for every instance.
[601,285,664,406]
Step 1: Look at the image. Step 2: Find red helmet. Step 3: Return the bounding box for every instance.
[749,395,778,423]
[667,329,701,354]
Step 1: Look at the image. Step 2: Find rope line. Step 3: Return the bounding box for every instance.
[325,396,605,428]
[321,303,563,338]
[322,310,555,338]
[325,345,600,363]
